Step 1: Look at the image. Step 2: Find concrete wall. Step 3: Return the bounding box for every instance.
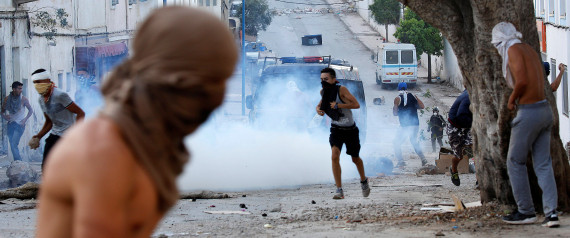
[356,0,398,43]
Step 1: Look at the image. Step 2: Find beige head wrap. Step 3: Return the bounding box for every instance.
[101,6,238,212]
[491,22,522,89]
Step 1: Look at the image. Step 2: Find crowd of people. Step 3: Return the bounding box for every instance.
[0,5,563,236]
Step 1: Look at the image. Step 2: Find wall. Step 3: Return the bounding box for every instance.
[546,25,570,146]
[441,38,464,90]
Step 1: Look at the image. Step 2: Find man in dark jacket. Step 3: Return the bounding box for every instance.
[446,89,472,186]
[428,107,446,152]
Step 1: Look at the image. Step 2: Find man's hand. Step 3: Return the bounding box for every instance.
[316,109,325,116]
[29,136,40,149]
[560,63,566,73]
[508,101,516,111]
[329,101,337,109]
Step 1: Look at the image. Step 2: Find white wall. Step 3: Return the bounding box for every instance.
[441,38,464,90]
[546,25,570,146]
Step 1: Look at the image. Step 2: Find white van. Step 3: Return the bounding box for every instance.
[374,43,418,89]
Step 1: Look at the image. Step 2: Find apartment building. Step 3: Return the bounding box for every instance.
[535,0,570,148]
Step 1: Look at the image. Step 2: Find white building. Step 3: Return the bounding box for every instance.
[534,0,570,150]
[0,0,231,162]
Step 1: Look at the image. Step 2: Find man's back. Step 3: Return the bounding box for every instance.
[37,117,162,238]
[508,43,546,104]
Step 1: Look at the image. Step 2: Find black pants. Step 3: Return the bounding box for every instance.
[42,134,61,170]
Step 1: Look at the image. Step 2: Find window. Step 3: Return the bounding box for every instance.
[213,0,217,6]
[551,59,557,84]
[111,0,119,6]
[540,0,545,14]
[401,50,414,64]
[58,73,64,91]
[66,73,72,92]
[550,0,555,16]
[206,0,210,6]
[22,79,28,97]
[139,0,148,2]
[386,51,398,64]
[199,0,203,6]
[129,0,136,5]
[561,0,567,18]
[563,66,568,116]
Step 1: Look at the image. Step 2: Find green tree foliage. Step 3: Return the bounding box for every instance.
[235,0,273,36]
[369,0,401,41]
[394,8,443,83]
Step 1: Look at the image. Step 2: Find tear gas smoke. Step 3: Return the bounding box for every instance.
[177,70,364,191]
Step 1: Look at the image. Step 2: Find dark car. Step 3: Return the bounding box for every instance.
[246,56,367,140]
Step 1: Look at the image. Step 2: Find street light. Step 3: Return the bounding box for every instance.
[241,0,246,116]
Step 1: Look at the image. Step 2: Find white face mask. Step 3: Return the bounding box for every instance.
[433,112,437,115]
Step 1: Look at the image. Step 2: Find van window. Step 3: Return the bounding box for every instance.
[386,51,398,64]
[401,50,414,64]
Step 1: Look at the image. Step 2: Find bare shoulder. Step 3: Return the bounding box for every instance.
[44,117,137,186]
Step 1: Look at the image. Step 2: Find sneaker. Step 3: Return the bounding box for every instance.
[542,212,560,228]
[361,178,371,197]
[333,188,344,200]
[396,161,406,168]
[450,167,460,186]
[502,210,537,224]
[421,158,428,166]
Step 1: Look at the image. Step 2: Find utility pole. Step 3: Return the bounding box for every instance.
[241,0,246,116]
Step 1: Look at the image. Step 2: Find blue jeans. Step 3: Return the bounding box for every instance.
[7,121,25,161]
[393,125,425,162]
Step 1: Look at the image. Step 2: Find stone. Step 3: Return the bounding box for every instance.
[6,161,39,188]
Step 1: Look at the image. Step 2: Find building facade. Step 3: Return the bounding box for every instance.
[0,0,231,162]
[534,0,570,149]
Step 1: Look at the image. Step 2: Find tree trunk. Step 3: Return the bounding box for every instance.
[385,24,389,42]
[427,54,432,83]
[399,0,570,212]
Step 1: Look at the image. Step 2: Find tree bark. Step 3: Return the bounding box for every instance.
[399,0,570,212]
[427,54,432,83]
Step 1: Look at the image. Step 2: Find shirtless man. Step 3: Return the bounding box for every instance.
[36,7,238,237]
[492,22,559,227]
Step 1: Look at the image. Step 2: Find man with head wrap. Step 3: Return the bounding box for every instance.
[392,82,427,168]
[29,69,85,170]
[36,6,238,237]
[1,81,33,161]
[491,22,559,227]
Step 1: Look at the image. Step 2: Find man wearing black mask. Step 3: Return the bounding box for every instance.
[316,67,370,200]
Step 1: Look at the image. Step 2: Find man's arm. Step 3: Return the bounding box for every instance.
[0,96,9,120]
[34,113,53,139]
[316,99,324,116]
[334,86,360,109]
[22,98,33,124]
[551,63,566,92]
[393,97,400,116]
[415,95,425,109]
[66,102,85,122]
[507,46,528,110]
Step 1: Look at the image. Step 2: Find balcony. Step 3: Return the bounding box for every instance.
[13,0,39,5]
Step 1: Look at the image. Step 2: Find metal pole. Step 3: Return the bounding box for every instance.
[241,0,246,116]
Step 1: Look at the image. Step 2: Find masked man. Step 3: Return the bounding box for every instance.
[29,69,84,170]
[393,82,427,167]
[316,67,370,200]
[428,107,446,153]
